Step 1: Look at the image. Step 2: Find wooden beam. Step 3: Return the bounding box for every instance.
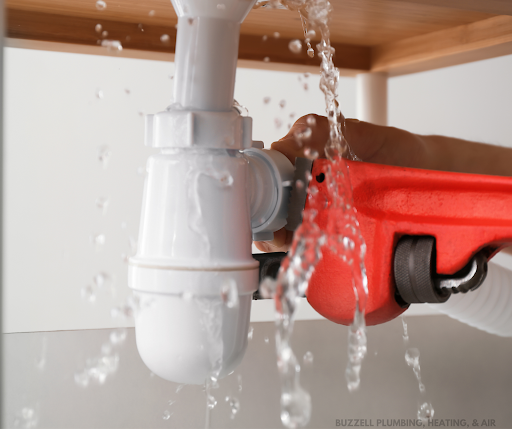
[372,15,512,76]
[389,0,512,17]
[7,8,371,73]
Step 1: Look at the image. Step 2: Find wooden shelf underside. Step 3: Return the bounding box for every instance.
[6,0,512,76]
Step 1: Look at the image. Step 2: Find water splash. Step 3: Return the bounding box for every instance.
[109,328,127,345]
[402,316,409,343]
[225,396,241,419]
[405,348,426,393]
[262,0,368,426]
[418,402,435,422]
[74,354,119,387]
[13,406,38,428]
[101,40,123,52]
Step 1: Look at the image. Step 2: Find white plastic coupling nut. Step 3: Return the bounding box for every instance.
[145,108,253,150]
[245,148,295,242]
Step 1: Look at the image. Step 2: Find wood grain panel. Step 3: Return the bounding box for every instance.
[7,0,495,46]
[389,0,512,17]
[372,15,512,75]
[6,8,371,72]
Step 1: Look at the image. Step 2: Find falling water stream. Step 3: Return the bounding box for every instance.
[258,0,369,427]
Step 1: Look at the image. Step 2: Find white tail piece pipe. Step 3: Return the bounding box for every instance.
[430,262,512,337]
[128,0,299,385]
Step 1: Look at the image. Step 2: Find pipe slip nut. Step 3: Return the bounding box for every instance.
[145,108,253,150]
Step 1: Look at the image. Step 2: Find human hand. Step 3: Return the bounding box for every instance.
[254,114,429,253]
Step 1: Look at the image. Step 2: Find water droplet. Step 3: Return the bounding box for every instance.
[303,83,309,91]
[247,325,254,341]
[95,197,109,215]
[274,118,283,129]
[95,24,102,33]
[226,396,240,419]
[221,279,239,308]
[96,89,104,99]
[138,23,144,31]
[110,328,127,345]
[303,351,314,366]
[295,179,304,190]
[93,272,110,288]
[288,39,302,54]
[273,32,280,39]
[101,30,108,38]
[124,88,130,95]
[207,394,217,410]
[306,115,316,126]
[81,285,96,302]
[217,3,226,9]
[264,336,270,344]
[263,57,270,62]
[162,410,172,420]
[305,30,316,39]
[402,316,409,342]
[307,47,314,58]
[101,39,122,52]
[160,34,170,43]
[176,384,184,393]
[237,374,243,392]
[97,145,111,169]
[262,35,268,41]
[304,73,310,78]
[279,99,286,109]
[90,233,106,250]
[148,9,155,16]
[418,402,434,422]
[405,348,420,367]
[263,96,271,104]
[96,0,106,10]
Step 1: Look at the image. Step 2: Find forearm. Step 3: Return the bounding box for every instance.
[423,135,512,177]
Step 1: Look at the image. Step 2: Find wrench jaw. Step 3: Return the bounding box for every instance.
[393,235,489,306]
